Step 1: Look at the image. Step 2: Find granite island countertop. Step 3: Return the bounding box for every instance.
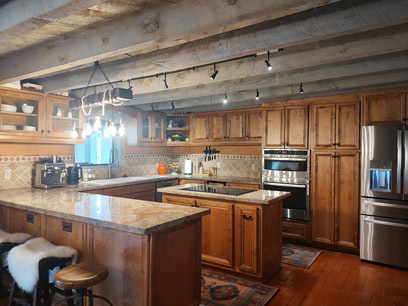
[0,187,209,235]
[158,184,290,205]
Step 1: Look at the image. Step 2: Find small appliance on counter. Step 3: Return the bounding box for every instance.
[184,159,192,175]
[67,165,83,185]
[33,157,67,189]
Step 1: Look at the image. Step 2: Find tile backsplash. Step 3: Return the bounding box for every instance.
[0,154,261,190]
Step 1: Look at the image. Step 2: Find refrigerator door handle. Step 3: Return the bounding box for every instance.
[363,217,408,229]
[404,127,408,200]
[397,129,402,194]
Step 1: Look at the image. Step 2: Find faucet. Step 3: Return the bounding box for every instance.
[108,146,120,179]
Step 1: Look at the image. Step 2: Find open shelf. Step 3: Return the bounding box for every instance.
[51,116,79,121]
[166,127,190,131]
[1,111,38,117]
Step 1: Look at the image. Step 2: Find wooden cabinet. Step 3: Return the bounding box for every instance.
[282,220,308,241]
[192,114,210,142]
[362,92,407,125]
[210,113,227,141]
[165,114,191,144]
[198,199,234,268]
[227,111,245,141]
[311,151,359,249]
[179,179,206,185]
[234,204,259,274]
[85,183,155,201]
[226,182,260,189]
[245,110,263,141]
[311,101,359,150]
[8,208,41,237]
[139,111,165,144]
[264,105,308,148]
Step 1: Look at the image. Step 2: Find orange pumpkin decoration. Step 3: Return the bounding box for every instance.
[158,162,167,175]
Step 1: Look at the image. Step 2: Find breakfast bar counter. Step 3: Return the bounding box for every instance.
[0,187,209,306]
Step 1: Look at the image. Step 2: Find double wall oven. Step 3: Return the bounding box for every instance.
[262,149,310,221]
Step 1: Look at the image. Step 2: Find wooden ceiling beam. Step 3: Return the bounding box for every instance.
[0,0,338,83]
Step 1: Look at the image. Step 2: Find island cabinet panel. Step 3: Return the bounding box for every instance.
[227,111,246,141]
[84,183,155,201]
[245,110,263,141]
[285,105,309,149]
[362,92,406,125]
[234,204,259,274]
[161,194,197,206]
[179,179,206,185]
[210,113,227,142]
[192,114,210,142]
[264,107,285,148]
[8,208,41,237]
[226,182,260,190]
[198,199,234,268]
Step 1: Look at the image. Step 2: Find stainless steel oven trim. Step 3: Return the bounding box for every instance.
[363,217,408,228]
[263,157,308,162]
[263,182,306,188]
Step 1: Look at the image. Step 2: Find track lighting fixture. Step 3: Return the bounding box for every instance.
[223,93,228,104]
[265,51,272,71]
[300,82,304,94]
[255,89,260,100]
[151,103,155,111]
[171,101,175,109]
[163,72,168,89]
[210,63,219,80]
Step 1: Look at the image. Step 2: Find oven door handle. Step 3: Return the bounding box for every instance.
[263,182,307,188]
[363,217,408,229]
[263,157,307,162]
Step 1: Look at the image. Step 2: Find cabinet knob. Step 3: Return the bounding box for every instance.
[333,155,339,158]
[243,215,253,221]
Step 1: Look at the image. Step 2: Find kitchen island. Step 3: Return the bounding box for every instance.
[0,187,209,306]
[158,184,290,282]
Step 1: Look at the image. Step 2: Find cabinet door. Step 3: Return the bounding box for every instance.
[139,112,152,142]
[192,115,209,142]
[234,204,258,274]
[245,110,262,141]
[8,208,41,237]
[227,111,245,141]
[362,93,405,125]
[336,101,360,150]
[210,113,227,141]
[162,194,197,207]
[198,199,234,268]
[152,114,165,143]
[312,103,336,150]
[46,95,82,139]
[335,152,359,249]
[311,152,335,244]
[264,107,285,148]
[285,105,308,148]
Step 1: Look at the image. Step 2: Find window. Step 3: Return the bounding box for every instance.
[75,130,121,165]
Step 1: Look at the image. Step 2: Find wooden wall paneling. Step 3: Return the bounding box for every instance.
[198,199,234,268]
[312,103,336,150]
[90,225,148,305]
[264,107,285,148]
[285,105,309,149]
[8,207,41,237]
[150,220,202,306]
[210,113,227,142]
[245,110,263,141]
[335,151,360,249]
[234,204,259,274]
[311,152,335,244]
[336,101,360,150]
[227,111,245,141]
[362,93,405,125]
[192,114,209,142]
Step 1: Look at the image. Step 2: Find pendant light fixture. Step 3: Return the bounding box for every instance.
[71,122,78,139]
[255,89,260,100]
[163,72,169,89]
[223,93,228,104]
[300,82,304,94]
[265,51,273,71]
[210,63,219,80]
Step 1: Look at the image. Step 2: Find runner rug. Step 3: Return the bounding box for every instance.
[281,243,322,268]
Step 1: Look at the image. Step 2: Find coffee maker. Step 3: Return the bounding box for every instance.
[33,158,67,189]
[67,165,83,185]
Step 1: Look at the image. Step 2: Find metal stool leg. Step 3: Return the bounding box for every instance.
[7,280,16,306]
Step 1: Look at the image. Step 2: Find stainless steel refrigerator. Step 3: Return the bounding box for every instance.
[361,125,408,269]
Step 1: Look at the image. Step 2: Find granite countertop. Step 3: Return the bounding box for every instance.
[0,188,209,235]
[158,184,290,205]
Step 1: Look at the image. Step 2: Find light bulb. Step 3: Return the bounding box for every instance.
[85,122,93,136]
[71,123,78,139]
[119,120,126,136]
[94,116,101,131]
[103,122,110,138]
[109,121,117,136]
[81,129,87,139]
[223,93,228,104]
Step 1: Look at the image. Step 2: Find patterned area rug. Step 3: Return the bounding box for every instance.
[200,270,279,306]
[281,243,322,268]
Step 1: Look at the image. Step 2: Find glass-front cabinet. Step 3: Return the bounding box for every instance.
[0,87,45,139]
[138,111,165,144]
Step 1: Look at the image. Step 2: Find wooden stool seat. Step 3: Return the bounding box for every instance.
[54,263,109,290]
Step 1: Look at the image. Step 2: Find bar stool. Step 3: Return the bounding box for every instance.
[0,230,32,298]
[7,237,78,306]
[53,263,113,306]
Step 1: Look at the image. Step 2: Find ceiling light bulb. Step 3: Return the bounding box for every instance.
[300,82,304,94]
[119,120,126,137]
[85,122,93,136]
[81,129,87,139]
[103,122,110,138]
[255,89,260,100]
[109,121,117,136]
[94,116,101,131]
[71,124,78,139]
[265,60,273,71]
[223,93,228,104]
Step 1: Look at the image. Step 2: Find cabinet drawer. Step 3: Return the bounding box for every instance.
[8,208,41,237]
[179,179,206,185]
[162,194,197,206]
[102,183,155,196]
[282,221,308,240]
[226,182,260,190]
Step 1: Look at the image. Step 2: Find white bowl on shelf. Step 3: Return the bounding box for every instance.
[1,125,17,130]
[23,126,36,131]
[1,104,17,112]
[21,104,34,114]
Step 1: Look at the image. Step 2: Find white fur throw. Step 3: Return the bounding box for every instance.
[8,237,78,293]
[0,229,32,244]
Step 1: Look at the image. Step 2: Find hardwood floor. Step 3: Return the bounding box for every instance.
[266,248,408,306]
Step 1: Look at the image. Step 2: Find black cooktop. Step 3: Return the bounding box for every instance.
[182,185,255,196]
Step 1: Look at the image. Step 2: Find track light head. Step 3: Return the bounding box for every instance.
[255,89,260,100]
[223,93,228,104]
[300,82,304,94]
[265,51,272,71]
[210,70,219,80]
[164,73,168,89]
[171,101,175,109]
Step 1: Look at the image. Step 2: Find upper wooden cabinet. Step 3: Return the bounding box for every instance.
[362,92,407,125]
[245,110,263,141]
[264,105,309,149]
[138,111,165,144]
[192,114,210,142]
[210,113,227,142]
[227,111,246,141]
[311,101,360,150]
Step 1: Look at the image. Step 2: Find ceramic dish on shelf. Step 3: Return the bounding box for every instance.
[1,125,17,130]
[23,126,36,131]
[1,104,17,112]
[21,104,34,114]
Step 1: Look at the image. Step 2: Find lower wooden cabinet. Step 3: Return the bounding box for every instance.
[8,207,42,237]
[85,182,155,201]
[282,220,308,241]
[311,151,359,250]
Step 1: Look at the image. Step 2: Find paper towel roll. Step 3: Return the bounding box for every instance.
[184,159,192,175]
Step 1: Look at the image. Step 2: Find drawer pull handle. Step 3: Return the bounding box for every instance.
[26,213,34,223]
[62,221,72,233]
[243,215,253,221]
